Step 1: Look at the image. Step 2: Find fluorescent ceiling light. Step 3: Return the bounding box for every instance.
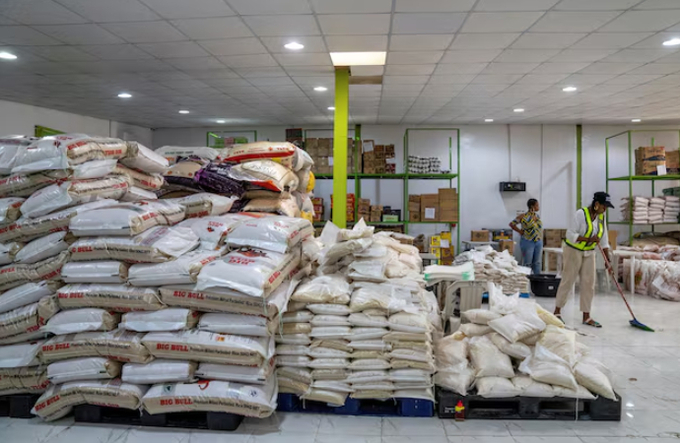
[284,42,304,50]
[117,92,132,98]
[631,118,641,122]
[484,119,494,122]
[330,52,386,66]
[328,107,335,111]
[562,86,577,92]
[663,38,680,46]
[216,119,226,123]
[513,108,525,113]
[0,52,17,60]
[314,86,327,92]
[178,110,190,114]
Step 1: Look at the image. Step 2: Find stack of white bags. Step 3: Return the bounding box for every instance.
[621,196,650,224]
[649,197,665,224]
[663,196,680,223]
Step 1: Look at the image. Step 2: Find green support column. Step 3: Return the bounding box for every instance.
[332,67,350,228]
[576,124,582,209]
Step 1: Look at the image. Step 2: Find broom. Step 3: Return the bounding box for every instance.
[598,244,654,332]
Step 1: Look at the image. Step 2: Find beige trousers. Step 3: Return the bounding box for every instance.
[555,243,596,312]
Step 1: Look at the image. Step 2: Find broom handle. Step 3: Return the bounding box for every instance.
[598,244,636,319]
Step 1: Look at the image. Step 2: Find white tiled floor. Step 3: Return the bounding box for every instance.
[4,290,680,443]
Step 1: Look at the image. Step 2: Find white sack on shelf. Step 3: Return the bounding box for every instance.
[122,359,196,384]
[47,357,121,384]
[120,308,198,332]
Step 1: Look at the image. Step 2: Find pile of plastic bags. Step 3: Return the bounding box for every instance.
[623,258,680,301]
[452,246,530,294]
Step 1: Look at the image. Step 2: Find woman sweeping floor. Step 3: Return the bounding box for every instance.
[553,192,613,328]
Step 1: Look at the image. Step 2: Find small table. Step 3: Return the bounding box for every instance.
[420,253,438,266]
[462,241,499,251]
[543,247,563,274]
[610,249,642,293]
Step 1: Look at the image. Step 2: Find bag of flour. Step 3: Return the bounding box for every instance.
[70,201,185,236]
[120,309,198,332]
[61,261,129,284]
[121,142,169,174]
[476,377,522,398]
[121,186,157,202]
[180,214,245,250]
[512,375,555,398]
[0,295,59,344]
[14,231,72,264]
[197,361,273,385]
[490,332,531,359]
[57,284,164,312]
[128,250,221,286]
[222,141,297,167]
[488,303,546,343]
[291,274,350,304]
[47,357,122,384]
[537,325,577,367]
[155,146,220,164]
[462,309,502,325]
[0,280,60,314]
[519,344,578,390]
[198,312,277,337]
[110,163,164,191]
[0,366,49,396]
[0,340,44,368]
[574,361,616,400]
[40,330,152,363]
[167,193,237,218]
[469,335,514,378]
[229,160,299,192]
[122,360,196,384]
[70,159,118,180]
[44,308,119,335]
[0,170,69,199]
[0,251,68,291]
[0,136,35,175]
[0,197,23,225]
[228,214,313,253]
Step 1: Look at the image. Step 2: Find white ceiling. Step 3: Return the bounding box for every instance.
[3,0,680,128]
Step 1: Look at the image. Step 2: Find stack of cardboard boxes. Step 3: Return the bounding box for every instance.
[358,198,370,221]
[407,188,459,223]
[331,193,356,223]
[635,146,666,176]
[306,138,358,175]
[408,195,421,222]
[430,231,454,265]
[544,228,568,270]
[311,197,324,222]
[362,142,395,174]
[471,230,490,242]
[668,150,680,174]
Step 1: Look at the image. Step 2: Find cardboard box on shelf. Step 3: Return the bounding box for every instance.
[409,194,421,204]
[666,150,679,173]
[543,228,566,247]
[386,144,395,159]
[499,240,514,254]
[382,214,399,222]
[441,246,454,259]
[438,188,458,208]
[636,159,666,176]
[318,138,332,157]
[370,205,383,222]
[636,146,666,161]
[439,209,458,222]
[421,194,439,221]
[409,210,421,222]
[471,230,490,242]
[492,229,513,241]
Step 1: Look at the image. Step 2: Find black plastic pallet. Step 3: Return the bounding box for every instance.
[277,393,434,417]
[73,404,244,431]
[0,394,41,419]
[436,387,621,421]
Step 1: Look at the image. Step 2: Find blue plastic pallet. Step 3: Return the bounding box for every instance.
[277,393,433,417]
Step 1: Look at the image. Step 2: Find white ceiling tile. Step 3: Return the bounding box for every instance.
[165,57,229,71]
[516,73,570,84]
[511,33,586,49]
[24,45,98,61]
[228,0,311,14]
[101,21,187,43]
[550,49,619,62]
[243,15,320,37]
[171,17,252,39]
[495,49,561,63]
[274,52,332,66]
[607,74,664,84]
[429,74,476,84]
[483,62,540,74]
[440,49,503,63]
[350,66,385,76]
[139,0,235,19]
[55,0,160,22]
[325,35,388,52]
[218,54,278,68]
[562,73,618,84]
[35,24,124,45]
[385,64,437,75]
[0,26,61,45]
[531,62,591,73]
[471,74,524,84]
[578,62,642,74]
[199,38,267,56]
[137,41,209,58]
[572,33,653,50]
[285,65,334,76]
[554,0,642,10]
[383,76,430,85]
[0,0,88,25]
[450,33,520,49]
[311,0,393,13]
[392,13,467,34]
[635,0,680,9]
[81,44,154,60]
[433,63,488,75]
[628,63,680,74]
[261,36,327,53]
[530,11,620,32]
[389,34,453,51]
[387,51,444,64]
[475,0,559,11]
[600,49,671,63]
[600,11,680,32]
[461,12,544,33]
[318,14,390,35]
[395,0,475,12]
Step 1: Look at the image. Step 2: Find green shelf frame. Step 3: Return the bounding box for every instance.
[605,129,680,243]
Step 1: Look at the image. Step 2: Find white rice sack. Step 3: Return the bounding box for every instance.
[346,370,387,384]
[196,247,300,297]
[281,322,312,336]
[197,360,273,385]
[120,309,198,332]
[44,308,119,335]
[310,326,352,339]
[536,304,565,328]
[61,261,129,284]
[522,333,540,346]
[291,274,350,304]
[122,360,196,384]
[0,296,59,344]
[338,219,374,241]
[20,176,130,218]
[69,226,199,263]
[0,241,22,265]
[0,251,69,291]
[121,186,157,202]
[0,170,69,200]
[306,304,352,316]
[469,335,515,378]
[70,200,185,236]
[282,310,313,324]
[351,327,389,340]
[71,159,118,180]
[308,357,350,369]
[276,355,312,367]
[111,163,164,191]
[242,195,300,218]
[277,344,308,356]
[57,284,164,312]
[229,159,299,192]
[308,347,350,358]
[168,193,237,218]
[435,364,475,396]
[14,231,71,264]
[348,312,388,328]
[348,339,392,352]
[320,237,373,266]
[47,357,121,384]
[349,286,410,313]
[32,379,146,422]
[312,380,352,393]
[142,330,274,366]
[389,368,432,384]
[0,280,59,314]
[476,377,522,398]
[0,197,24,225]
[198,312,276,337]
[511,375,555,398]
[0,367,47,397]
[222,141,297,167]
[389,349,433,364]
[538,325,577,367]
[389,312,431,334]
[552,385,596,399]
[40,330,152,364]
[490,333,532,359]
[348,260,387,283]
[311,315,350,327]
[462,308,502,325]
[435,335,468,368]
[121,141,169,174]
[180,214,245,250]
[128,250,221,286]
[488,303,546,343]
[574,361,616,400]
[0,340,43,368]
[228,215,313,253]
[458,323,493,337]
[0,136,35,175]
[488,283,519,314]
[155,145,219,164]
[519,344,578,390]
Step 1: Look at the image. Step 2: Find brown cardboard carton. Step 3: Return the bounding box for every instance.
[544,229,565,248]
[440,209,458,222]
[636,146,665,161]
[636,159,666,176]
[420,194,438,221]
[306,138,319,150]
[441,247,454,258]
[471,230,490,242]
[499,240,514,254]
[409,211,421,222]
[667,150,679,172]
[439,188,458,209]
[317,138,332,157]
[409,194,421,204]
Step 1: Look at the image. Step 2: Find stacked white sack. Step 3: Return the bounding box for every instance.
[435,283,617,401]
[664,196,680,223]
[621,196,650,224]
[649,197,665,224]
[445,246,529,294]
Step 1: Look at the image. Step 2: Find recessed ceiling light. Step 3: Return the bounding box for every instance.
[514,108,525,113]
[484,119,494,122]
[632,118,641,123]
[314,86,327,92]
[216,119,226,123]
[330,52,387,66]
[117,92,132,98]
[663,38,680,47]
[328,107,335,111]
[284,42,304,50]
[562,86,577,92]
[0,52,17,60]
[178,110,190,114]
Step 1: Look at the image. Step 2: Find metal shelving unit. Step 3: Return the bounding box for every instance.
[605,129,680,243]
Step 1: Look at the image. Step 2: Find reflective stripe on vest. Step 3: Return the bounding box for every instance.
[564,207,604,251]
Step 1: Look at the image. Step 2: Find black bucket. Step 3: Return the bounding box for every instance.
[528,274,561,297]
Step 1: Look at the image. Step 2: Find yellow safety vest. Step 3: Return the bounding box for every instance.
[564,207,604,251]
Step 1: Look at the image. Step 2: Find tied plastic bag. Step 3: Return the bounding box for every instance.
[490,333,531,359]
[574,360,616,400]
[468,335,514,378]
[488,282,519,314]
[291,274,350,304]
[519,344,578,390]
[488,302,546,343]
[476,377,521,398]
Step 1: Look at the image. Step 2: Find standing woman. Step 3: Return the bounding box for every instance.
[553,192,613,328]
[509,198,543,275]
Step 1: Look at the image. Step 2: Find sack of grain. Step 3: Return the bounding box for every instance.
[69,226,199,263]
[229,160,299,192]
[70,200,185,236]
[291,274,351,304]
[0,170,69,199]
[179,214,245,251]
[0,365,48,396]
[47,357,122,384]
[538,325,577,367]
[121,186,158,202]
[0,136,36,174]
[0,197,24,225]
[196,359,274,385]
[476,377,521,398]
[44,308,119,335]
[519,344,578,390]
[198,312,277,336]
[167,193,236,218]
[61,261,129,284]
[142,330,273,366]
[14,231,72,264]
[0,340,44,368]
[57,284,164,312]
[71,159,118,180]
[222,141,297,168]
[0,295,59,344]
[155,146,220,164]
[227,214,313,253]
[462,309,502,325]
[511,375,555,398]
[242,195,301,218]
[120,309,198,332]
[192,162,245,196]
[0,241,23,265]
[490,332,531,359]
[122,360,196,384]
[40,330,152,364]
[142,378,277,418]
[0,280,61,314]
[0,250,68,291]
[469,335,514,378]
[128,250,221,286]
[121,141,169,174]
